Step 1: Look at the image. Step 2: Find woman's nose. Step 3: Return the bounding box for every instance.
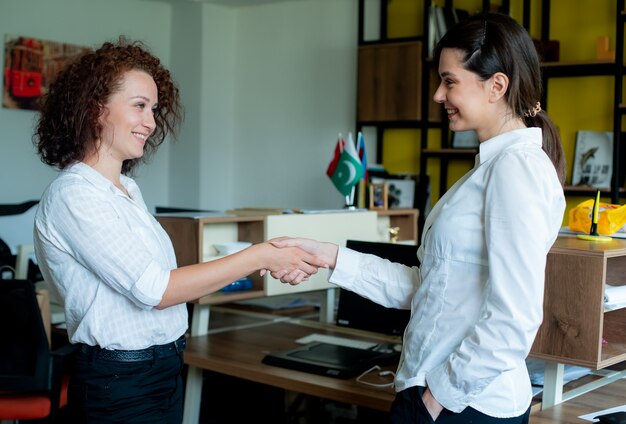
[144,111,156,132]
[433,84,445,104]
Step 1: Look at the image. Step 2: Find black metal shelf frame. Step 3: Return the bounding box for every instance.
[356,0,626,238]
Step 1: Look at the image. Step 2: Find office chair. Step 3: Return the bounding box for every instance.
[0,279,76,423]
[0,200,42,283]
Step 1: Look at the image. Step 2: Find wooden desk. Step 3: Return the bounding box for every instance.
[182,311,398,423]
[531,378,626,423]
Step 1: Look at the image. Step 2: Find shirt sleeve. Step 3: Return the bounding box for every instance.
[426,150,563,412]
[44,183,170,309]
[329,247,420,309]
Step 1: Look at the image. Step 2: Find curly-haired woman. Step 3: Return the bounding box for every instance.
[32,37,323,423]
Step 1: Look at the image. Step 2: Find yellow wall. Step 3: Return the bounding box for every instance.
[383,0,618,223]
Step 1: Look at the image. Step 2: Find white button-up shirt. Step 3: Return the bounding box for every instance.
[330,128,565,416]
[34,162,187,350]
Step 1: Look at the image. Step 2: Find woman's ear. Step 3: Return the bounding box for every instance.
[489,72,509,103]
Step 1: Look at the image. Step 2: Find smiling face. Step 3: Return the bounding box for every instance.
[97,69,158,165]
[433,48,494,141]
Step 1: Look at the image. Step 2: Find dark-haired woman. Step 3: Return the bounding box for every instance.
[271,13,565,423]
[32,38,323,423]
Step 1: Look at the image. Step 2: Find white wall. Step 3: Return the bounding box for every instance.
[0,0,172,210]
[169,1,205,209]
[198,4,237,210]
[0,0,358,212]
[232,0,358,209]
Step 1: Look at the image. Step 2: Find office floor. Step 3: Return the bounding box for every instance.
[195,370,389,424]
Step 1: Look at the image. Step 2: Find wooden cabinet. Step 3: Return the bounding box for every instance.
[530,235,626,369]
[156,209,419,305]
[529,235,626,408]
[357,41,441,123]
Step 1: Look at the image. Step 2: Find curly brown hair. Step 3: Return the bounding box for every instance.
[33,36,183,175]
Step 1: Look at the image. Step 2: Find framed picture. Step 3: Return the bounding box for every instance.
[371,177,415,209]
[451,130,479,148]
[369,182,388,210]
[571,130,613,188]
[3,35,89,111]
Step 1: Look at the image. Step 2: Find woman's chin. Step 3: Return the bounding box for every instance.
[448,122,464,132]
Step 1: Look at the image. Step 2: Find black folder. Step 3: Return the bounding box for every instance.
[262,342,399,379]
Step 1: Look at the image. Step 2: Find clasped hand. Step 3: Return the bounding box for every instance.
[260,237,338,285]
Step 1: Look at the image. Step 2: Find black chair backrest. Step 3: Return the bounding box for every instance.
[0,200,39,217]
[0,279,51,392]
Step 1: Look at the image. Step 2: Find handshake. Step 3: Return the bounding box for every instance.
[259,237,339,285]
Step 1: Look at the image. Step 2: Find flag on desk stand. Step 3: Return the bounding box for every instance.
[356,132,368,208]
[325,135,345,178]
[326,133,363,204]
[357,132,368,182]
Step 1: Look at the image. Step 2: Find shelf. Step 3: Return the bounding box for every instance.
[195,289,265,306]
[564,185,626,196]
[358,36,424,46]
[422,148,477,158]
[357,119,445,127]
[376,208,419,243]
[541,60,616,77]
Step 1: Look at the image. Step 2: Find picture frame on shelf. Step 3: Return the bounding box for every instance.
[451,130,479,148]
[571,130,613,188]
[371,177,415,209]
[369,182,388,210]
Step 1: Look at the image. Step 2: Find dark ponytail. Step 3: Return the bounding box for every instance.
[524,112,566,186]
[434,12,566,186]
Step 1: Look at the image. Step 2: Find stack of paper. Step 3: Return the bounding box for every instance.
[604,284,626,311]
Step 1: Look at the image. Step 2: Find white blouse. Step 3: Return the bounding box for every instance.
[34,162,187,350]
[330,128,565,416]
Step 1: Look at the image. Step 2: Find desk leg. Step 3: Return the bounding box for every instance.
[183,365,203,424]
[542,362,564,409]
[319,288,335,323]
[183,304,210,424]
[190,304,210,337]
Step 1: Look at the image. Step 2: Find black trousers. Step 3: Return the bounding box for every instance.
[390,386,531,424]
[67,340,185,424]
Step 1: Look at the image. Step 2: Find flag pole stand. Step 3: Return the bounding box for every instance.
[344,186,357,209]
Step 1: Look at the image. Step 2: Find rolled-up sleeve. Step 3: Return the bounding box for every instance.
[49,183,170,309]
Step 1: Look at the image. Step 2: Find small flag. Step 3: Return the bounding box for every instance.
[357,132,368,182]
[327,133,363,197]
[326,135,345,178]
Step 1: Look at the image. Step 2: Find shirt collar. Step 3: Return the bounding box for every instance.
[65,162,139,197]
[477,127,542,165]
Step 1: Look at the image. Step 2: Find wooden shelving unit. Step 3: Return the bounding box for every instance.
[357,0,626,235]
[529,235,626,408]
[539,1,626,202]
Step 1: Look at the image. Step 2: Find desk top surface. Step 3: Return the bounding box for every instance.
[185,310,397,412]
[190,309,626,420]
[553,234,626,256]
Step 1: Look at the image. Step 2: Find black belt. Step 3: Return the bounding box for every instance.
[80,335,186,362]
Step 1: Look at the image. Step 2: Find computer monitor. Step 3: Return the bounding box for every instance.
[336,240,419,337]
